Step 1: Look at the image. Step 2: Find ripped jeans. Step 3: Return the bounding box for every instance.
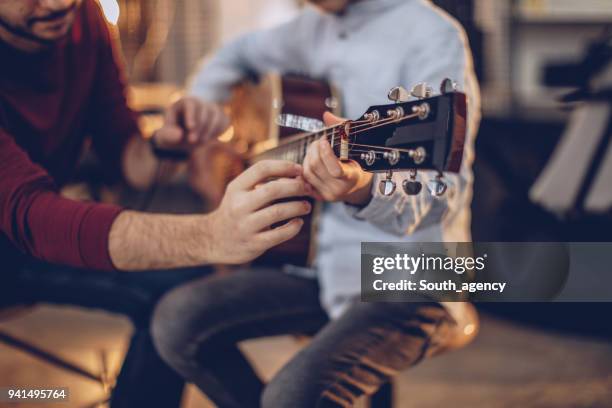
[151,268,453,408]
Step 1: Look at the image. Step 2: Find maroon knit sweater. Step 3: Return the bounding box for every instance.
[0,0,139,272]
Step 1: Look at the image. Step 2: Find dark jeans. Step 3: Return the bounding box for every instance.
[151,269,453,408]
[2,260,210,408]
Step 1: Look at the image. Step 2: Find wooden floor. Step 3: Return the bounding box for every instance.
[0,305,611,408]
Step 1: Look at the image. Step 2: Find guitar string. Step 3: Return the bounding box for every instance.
[331,142,419,154]
[260,112,423,161]
[270,114,416,155]
[273,112,415,149]
[266,145,420,163]
[265,139,415,160]
[271,127,419,157]
[273,118,371,146]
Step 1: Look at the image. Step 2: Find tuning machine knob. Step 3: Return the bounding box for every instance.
[427,173,448,197]
[379,170,397,196]
[402,169,422,196]
[410,83,433,99]
[383,149,400,165]
[360,150,377,166]
[387,86,412,103]
[440,78,458,94]
[386,106,405,120]
[409,146,427,164]
[411,103,430,120]
[363,110,380,122]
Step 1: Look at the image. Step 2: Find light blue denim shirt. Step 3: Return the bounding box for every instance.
[189,0,481,318]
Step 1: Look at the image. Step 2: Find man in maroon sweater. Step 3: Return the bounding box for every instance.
[0,0,311,406]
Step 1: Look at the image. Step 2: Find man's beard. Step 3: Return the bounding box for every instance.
[0,3,77,47]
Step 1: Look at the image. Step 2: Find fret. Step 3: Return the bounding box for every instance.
[252,124,345,165]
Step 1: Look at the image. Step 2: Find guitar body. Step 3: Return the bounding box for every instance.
[229,74,341,267]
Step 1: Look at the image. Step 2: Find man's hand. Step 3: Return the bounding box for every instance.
[122,97,230,192]
[154,97,229,151]
[203,160,312,264]
[303,112,373,206]
[109,160,312,271]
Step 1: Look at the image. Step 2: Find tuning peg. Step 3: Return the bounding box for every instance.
[403,180,422,196]
[402,169,422,196]
[427,174,448,197]
[379,171,397,196]
[360,150,377,166]
[363,110,380,122]
[383,149,400,165]
[440,78,458,94]
[387,86,412,103]
[410,83,433,99]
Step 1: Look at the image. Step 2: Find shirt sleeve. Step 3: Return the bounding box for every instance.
[188,11,314,102]
[346,20,481,237]
[85,2,140,183]
[0,128,122,271]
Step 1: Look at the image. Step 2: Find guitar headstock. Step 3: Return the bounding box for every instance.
[333,79,467,197]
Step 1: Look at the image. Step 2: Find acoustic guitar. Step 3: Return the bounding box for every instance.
[225,74,467,267]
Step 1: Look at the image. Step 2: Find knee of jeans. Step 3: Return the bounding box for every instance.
[261,375,291,408]
[151,282,220,370]
[262,362,321,408]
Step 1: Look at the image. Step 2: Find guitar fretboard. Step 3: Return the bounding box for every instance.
[251,126,341,164]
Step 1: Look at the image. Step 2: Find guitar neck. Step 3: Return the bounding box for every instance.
[250,126,342,164]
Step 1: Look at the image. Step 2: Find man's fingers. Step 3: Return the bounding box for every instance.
[163,98,230,147]
[249,177,311,210]
[183,99,200,131]
[256,218,304,249]
[164,101,179,125]
[196,105,228,143]
[185,101,203,143]
[194,104,214,143]
[249,200,311,232]
[307,140,333,181]
[303,160,326,194]
[162,98,200,144]
[154,125,183,147]
[230,160,302,191]
[323,111,346,127]
[303,144,328,195]
[319,138,344,178]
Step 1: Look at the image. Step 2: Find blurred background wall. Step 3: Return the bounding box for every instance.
[107,0,300,85]
[103,0,611,117]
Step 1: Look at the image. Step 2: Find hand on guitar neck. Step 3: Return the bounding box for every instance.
[303,112,374,206]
